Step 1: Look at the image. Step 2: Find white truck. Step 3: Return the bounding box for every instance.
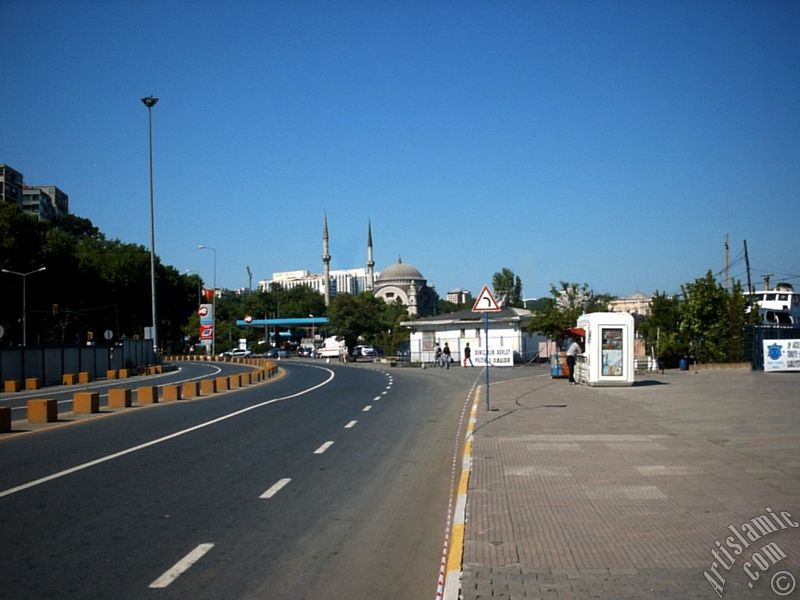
[317,336,346,359]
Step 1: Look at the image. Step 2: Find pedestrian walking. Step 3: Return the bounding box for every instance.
[443,342,452,369]
[463,342,474,367]
[566,337,583,384]
[434,343,443,368]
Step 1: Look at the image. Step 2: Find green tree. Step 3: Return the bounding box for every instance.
[327,292,387,352]
[679,270,746,363]
[637,292,685,365]
[492,268,523,307]
[527,282,612,338]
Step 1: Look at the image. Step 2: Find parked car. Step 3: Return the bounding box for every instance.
[266,347,290,359]
[352,345,378,361]
[222,348,252,358]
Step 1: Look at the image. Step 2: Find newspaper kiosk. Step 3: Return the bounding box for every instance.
[575,312,635,386]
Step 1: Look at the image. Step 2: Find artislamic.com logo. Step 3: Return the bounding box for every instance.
[705,507,798,597]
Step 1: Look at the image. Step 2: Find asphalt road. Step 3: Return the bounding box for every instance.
[0,360,486,599]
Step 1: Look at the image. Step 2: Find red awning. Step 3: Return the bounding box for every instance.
[565,327,585,337]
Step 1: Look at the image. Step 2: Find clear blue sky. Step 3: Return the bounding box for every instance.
[3,1,799,299]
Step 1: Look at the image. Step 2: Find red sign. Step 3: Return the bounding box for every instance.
[199,324,214,340]
[198,306,209,317]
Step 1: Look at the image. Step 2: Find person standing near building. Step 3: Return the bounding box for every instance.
[566,337,583,384]
[434,343,443,368]
[463,342,473,367]
[443,342,452,369]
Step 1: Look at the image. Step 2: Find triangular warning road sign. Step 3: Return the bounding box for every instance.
[472,284,502,312]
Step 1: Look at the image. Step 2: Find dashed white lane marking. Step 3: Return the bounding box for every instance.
[345,420,357,429]
[149,543,214,589]
[362,405,372,412]
[314,441,334,454]
[381,391,388,395]
[373,396,382,401]
[260,478,291,499]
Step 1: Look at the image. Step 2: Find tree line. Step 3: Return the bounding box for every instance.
[1,202,200,349]
[527,274,756,365]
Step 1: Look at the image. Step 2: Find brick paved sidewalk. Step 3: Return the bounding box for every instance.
[461,368,800,599]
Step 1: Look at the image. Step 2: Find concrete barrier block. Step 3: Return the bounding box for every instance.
[106,369,118,380]
[28,399,57,423]
[25,378,41,391]
[118,368,131,379]
[78,372,91,384]
[238,373,250,386]
[62,373,77,385]
[4,380,21,393]
[228,376,240,389]
[200,379,217,395]
[215,376,229,391]
[136,386,159,404]
[162,385,182,401]
[0,406,11,433]
[73,391,100,414]
[108,388,132,409]
[181,381,200,398]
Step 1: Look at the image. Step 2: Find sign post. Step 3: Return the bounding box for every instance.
[471,284,502,411]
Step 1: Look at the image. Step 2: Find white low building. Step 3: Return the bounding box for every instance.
[401,307,545,366]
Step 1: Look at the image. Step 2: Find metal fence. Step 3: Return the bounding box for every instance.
[0,339,156,385]
[743,325,800,370]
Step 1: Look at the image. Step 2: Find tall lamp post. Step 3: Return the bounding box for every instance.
[1,266,46,346]
[141,95,159,353]
[197,245,217,356]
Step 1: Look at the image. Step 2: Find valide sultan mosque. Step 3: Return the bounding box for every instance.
[257,216,438,317]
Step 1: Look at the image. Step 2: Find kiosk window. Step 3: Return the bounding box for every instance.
[601,328,624,376]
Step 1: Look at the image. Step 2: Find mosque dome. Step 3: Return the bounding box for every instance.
[376,258,425,283]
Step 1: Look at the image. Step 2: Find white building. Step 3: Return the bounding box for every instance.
[257,267,378,297]
[401,307,544,366]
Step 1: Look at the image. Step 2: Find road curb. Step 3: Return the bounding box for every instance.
[441,385,480,600]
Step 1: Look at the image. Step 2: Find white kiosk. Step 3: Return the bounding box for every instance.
[575,312,635,387]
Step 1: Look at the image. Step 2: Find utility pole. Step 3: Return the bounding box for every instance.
[763,273,773,291]
[743,240,753,295]
[724,234,730,291]
[246,266,252,292]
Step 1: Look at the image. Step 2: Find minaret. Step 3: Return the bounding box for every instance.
[366,220,375,292]
[322,213,331,306]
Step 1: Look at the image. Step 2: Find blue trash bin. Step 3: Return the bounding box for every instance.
[679,358,688,371]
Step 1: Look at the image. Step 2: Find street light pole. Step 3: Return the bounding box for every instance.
[141,95,159,354]
[197,245,217,357]
[1,266,46,346]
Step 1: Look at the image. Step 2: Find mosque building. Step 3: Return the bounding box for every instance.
[257,217,438,316]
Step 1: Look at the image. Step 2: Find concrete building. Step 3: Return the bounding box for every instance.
[1,164,24,207]
[447,288,473,305]
[22,185,69,221]
[608,292,652,317]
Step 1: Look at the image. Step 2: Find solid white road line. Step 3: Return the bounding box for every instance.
[362,405,372,412]
[345,420,357,428]
[314,441,334,454]
[260,478,291,499]
[0,365,336,499]
[149,543,214,589]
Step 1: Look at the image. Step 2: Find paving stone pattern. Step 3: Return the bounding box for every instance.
[462,369,800,599]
